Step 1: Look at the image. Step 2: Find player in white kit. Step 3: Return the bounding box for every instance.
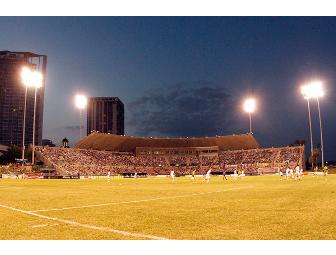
[233,169,239,180]
[295,165,300,180]
[170,170,175,182]
[285,167,290,180]
[107,171,111,182]
[204,169,212,183]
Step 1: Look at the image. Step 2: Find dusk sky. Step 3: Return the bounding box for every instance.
[0,17,335,160]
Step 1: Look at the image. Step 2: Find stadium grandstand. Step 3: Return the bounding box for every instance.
[35,133,305,177]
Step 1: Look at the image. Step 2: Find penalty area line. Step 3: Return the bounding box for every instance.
[0,204,168,240]
[30,186,253,213]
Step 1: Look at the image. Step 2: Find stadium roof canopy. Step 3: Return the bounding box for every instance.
[76,133,259,153]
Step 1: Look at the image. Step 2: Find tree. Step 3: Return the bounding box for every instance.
[309,147,320,167]
[0,145,21,164]
[0,145,32,164]
[289,139,306,147]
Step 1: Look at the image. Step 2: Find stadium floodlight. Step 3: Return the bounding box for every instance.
[301,81,324,99]
[21,67,31,85]
[30,71,43,89]
[310,81,324,98]
[21,67,43,88]
[301,84,312,100]
[31,71,43,165]
[75,95,88,110]
[302,81,325,168]
[75,95,88,140]
[243,98,256,133]
[20,67,43,165]
[301,84,314,169]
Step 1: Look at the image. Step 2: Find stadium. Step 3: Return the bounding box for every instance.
[0,16,335,242]
[34,132,305,178]
[3,132,334,240]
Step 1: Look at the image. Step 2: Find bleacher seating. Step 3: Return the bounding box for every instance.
[36,145,304,176]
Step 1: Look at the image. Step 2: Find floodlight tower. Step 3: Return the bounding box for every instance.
[21,67,43,165]
[243,98,256,134]
[75,95,88,140]
[303,81,325,167]
[301,85,314,169]
[31,71,43,165]
[20,67,30,163]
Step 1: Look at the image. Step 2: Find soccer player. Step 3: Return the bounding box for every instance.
[222,170,227,180]
[170,170,175,182]
[295,165,300,180]
[134,172,137,179]
[323,165,328,176]
[191,169,196,180]
[285,167,290,180]
[289,168,294,179]
[233,169,238,180]
[107,171,111,182]
[204,169,212,183]
[314,166,318,176]
[279,170,283,181]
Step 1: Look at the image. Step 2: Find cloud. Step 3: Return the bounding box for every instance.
[64,125,80,131]
[127,82,233,137]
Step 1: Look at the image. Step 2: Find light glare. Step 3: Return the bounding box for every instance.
[301,81,324,100]
[21,67,43,88]
[31,71,43,88]
[75,95,87,109]
[21,67,31,85]
[243,98,256,113]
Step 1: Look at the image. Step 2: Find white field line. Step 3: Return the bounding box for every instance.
[0,204,167,240]
[0,186,24,190]
[29,186,253,213]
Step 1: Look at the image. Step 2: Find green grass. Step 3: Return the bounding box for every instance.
[0,175,335,240]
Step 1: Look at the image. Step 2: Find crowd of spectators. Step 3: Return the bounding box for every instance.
[219,146,304,174]
[200,155,219,166]
[36,145,304,176]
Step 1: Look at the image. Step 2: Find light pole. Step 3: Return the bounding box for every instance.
[307,99,314,169]
[316,97,324,167]
[301,85,315,169]
[21,67,42,164]
[31,71,43,165]
[20,67,30,164]
[243,98,256,133]
[305,81,325,168]
[75,95,87,140]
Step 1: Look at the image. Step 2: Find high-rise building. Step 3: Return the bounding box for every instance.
[87,97,124,136]
[0,51,47,147]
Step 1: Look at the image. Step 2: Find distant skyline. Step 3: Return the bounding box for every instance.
[0,17,335,160]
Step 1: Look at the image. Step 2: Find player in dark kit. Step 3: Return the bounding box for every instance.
[222,170,227,180]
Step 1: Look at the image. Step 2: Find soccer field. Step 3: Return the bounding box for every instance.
[0,175,335,240]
